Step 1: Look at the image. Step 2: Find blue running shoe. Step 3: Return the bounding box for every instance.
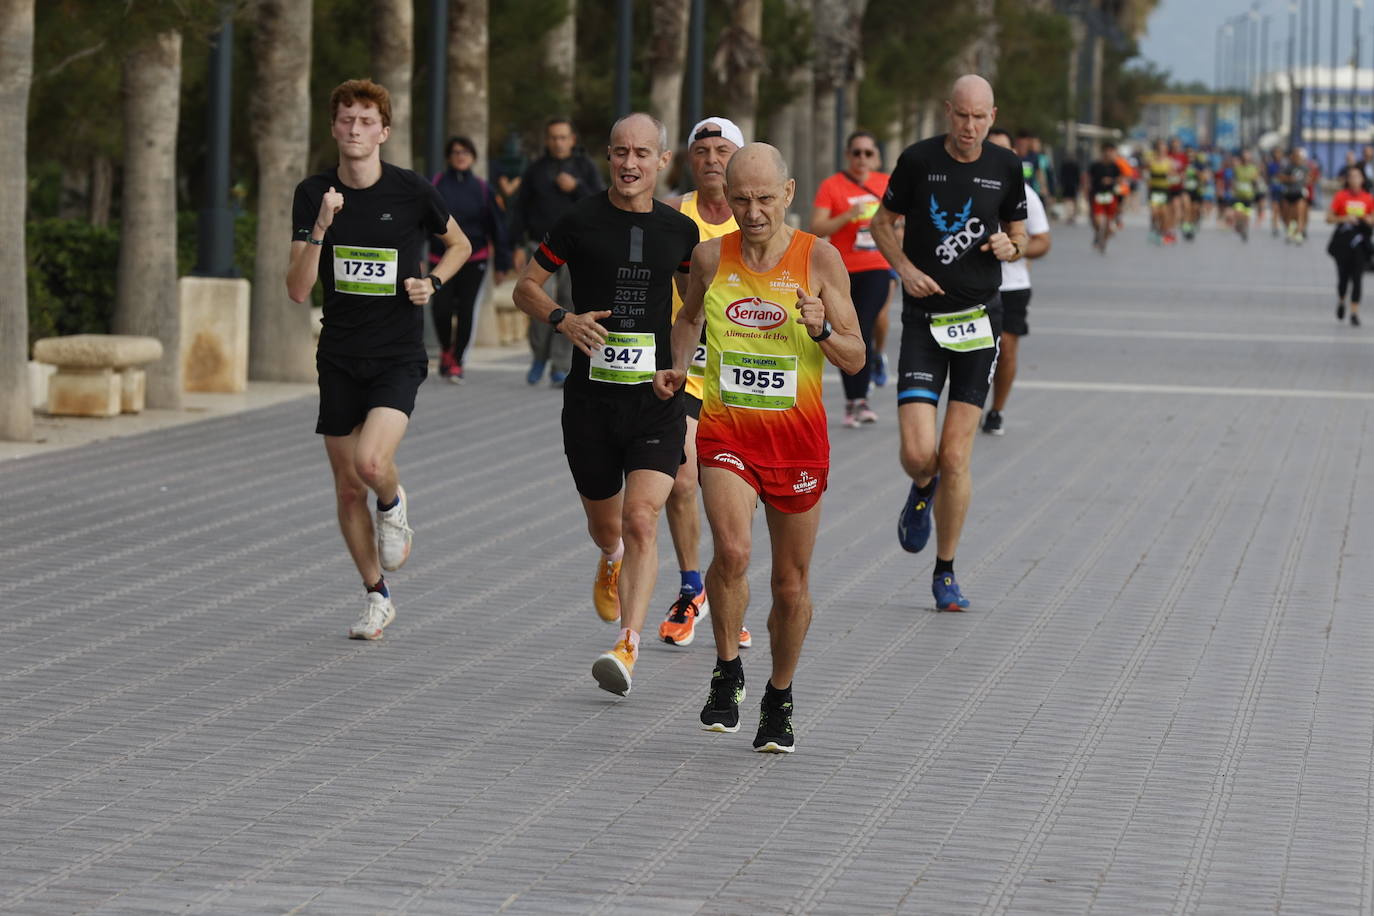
[871,353,889,387]
[526,359,547,386]
[897,475,937,554]
[932,572,970,611]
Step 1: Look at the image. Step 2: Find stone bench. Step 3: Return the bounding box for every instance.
[32,334,164,417]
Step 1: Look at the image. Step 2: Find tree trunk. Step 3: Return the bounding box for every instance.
[250,0,314,383]
[447,0,488,163]
[811,0,848,182]
[372,0,413,169]
[0,0,33,441]
[715,0,763,141]
[89,153,112,226]
[114,29,182,410]
[649,0,689,193]
[543,0,576,110]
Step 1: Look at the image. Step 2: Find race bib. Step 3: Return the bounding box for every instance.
[687,342,708,378]
[589,332,656,385]
[854,228,877,251]
[333,246,398,296]
[1094,192,1115,204]
[719,350,797,410]
[1150,191,1168,207]
[929,306,995,352]
[1348,201,1367,217]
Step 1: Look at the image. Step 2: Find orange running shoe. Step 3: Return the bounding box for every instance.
[591,637,636,695]
[739,626,752,649]
[659,591,709,646]
[593,553,621,623]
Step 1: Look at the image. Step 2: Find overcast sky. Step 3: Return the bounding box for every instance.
[1138,0,1365,88]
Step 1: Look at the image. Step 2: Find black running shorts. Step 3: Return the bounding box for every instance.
[896,300,1002,409]
[561,388,687,500]
[999,288,1031,337]
[684,392,702,421]
[315,351,428,436]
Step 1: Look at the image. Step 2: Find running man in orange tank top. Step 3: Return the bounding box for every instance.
[666,143,865,753]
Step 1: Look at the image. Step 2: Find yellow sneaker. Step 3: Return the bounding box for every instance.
[593,553,621,622]
[592,637,636,695]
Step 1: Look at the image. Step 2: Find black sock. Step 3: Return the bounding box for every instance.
[765,680,792,700]
[716,656,743,679]
[377,494,399,512]
[917,479,937,497]
[366,576,389,598]
[934,557,954,576]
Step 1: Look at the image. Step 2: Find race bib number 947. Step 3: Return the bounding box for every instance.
[589,332,656,384]
[333,246,398,296]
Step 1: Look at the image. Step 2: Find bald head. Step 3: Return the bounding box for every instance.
[609,112,668,155]
[950,74,995,110]
[725,142,790,186]
[944,74,998,161]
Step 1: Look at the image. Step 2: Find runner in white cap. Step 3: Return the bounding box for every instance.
[657,116,753,652]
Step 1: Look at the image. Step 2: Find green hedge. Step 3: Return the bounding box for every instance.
[25,212,258,348]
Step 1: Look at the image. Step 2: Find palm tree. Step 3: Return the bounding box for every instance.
[0,0,33,441]
[448,0,488,160]
[372,0,413,169]
[250,0,314,383]
[113,29,182,410]
[715,0,764,141]
[649,0,689,191]
[543,0,576,109]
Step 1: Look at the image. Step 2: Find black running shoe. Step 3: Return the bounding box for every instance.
[753,689,795,753]
[1338,302,1346,321]
[982,409,1004,436]
[700,666,746,733]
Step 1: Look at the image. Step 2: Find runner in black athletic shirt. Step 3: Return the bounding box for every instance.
[869,74,1027,613]
[287,79,472,641]
[513,112,699,698]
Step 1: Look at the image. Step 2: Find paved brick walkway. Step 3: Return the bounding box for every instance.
[3,216,1373,914]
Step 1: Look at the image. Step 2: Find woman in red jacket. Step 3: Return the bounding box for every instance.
[1327,165,1373,327]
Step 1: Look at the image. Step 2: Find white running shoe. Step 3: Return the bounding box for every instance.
[376,484,413,571]
[348,591,396,640]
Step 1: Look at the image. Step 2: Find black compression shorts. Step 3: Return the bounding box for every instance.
[999,288,1031,337]
[315,351,428,436]
[561,388,686,500]
[896,300,1003,409]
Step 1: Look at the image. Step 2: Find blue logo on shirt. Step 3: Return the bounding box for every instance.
[929,196,972,234]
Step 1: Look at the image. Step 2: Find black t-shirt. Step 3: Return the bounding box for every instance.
[882,135,1028,313]
[1088,161,1121,195]
[534,193,698,398]
[292,163,451,360]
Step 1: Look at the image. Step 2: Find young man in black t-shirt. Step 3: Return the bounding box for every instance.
[513,113,699,697]
[287,79,472,640]
[869,74,1028,613]
[1086,142,1122,252]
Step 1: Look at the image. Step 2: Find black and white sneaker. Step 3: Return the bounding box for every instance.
[982,409,1004,436]
[700,666,746,733]
[753,686,795,753]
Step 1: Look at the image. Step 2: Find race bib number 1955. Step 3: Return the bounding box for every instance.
[719,350,797,410]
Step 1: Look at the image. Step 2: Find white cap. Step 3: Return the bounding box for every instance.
[686,117,746,151]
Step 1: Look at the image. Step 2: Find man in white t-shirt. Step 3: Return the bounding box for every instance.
[983,128,1051,436]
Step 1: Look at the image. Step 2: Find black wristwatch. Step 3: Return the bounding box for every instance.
[426,274,443,292]
[548,307,568,331]
[809,321,833,343]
